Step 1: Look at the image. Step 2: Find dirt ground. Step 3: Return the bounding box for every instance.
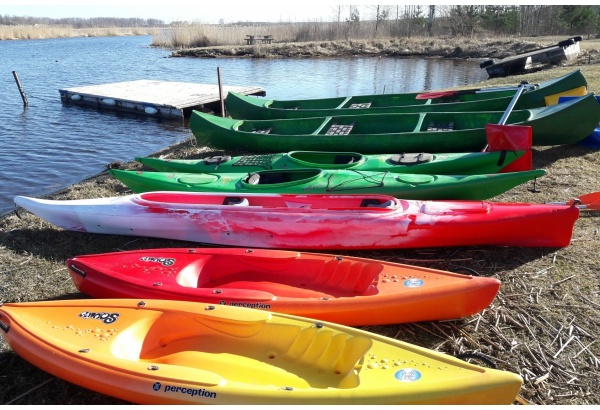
[1,37,599,405]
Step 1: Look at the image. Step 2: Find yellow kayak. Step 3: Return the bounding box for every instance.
[0,299,523,404]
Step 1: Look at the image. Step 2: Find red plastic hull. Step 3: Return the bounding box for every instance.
[14,192,580,249]
[67,248,501,326]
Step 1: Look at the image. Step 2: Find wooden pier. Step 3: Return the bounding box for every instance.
[481,36,582,78]
[59,80,266,120]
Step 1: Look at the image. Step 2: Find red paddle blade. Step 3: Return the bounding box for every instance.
[415,90,456,100]
[485,124,533,172]
[568,192,600,210]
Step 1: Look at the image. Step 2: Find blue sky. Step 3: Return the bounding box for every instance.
[0,1,386,24]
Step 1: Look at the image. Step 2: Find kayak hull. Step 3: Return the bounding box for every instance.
[136,149,527,175]
[225,69,588,119]
[66,247,501,326]
[108,168,546,201]
[0,299,523,404]
[193,93,600,153]
[14,192,580,249]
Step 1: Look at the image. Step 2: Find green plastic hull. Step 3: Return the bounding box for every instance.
[192,93,600,154]
[109,168,546,201]
[136,150,526,175]
[225,70,588,120]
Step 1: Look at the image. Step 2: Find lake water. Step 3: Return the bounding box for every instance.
[0,35,488,216]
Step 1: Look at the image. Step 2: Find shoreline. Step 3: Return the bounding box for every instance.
[171,37,545,60]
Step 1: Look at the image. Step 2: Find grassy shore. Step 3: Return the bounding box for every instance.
[1,46,600,405]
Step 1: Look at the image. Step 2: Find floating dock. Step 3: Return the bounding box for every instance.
[59,80,266,120]
[481,36,582,78]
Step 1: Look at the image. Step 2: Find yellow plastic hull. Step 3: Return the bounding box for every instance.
[0,299,522,404]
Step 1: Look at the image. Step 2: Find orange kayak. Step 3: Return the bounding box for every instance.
[67,247,500,326]
[0,299,523,404]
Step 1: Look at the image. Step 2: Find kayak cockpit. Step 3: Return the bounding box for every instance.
[176,253,383,298]
[135,192,406,212]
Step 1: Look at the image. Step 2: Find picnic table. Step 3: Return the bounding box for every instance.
[245,35,273,45]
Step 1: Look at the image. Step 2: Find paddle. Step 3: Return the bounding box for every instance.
[549,191,600,210]
[415,81,534,100]
[482,82,529,153]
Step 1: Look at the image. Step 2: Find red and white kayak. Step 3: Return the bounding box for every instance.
[66,247,501,326]
[14,191,579,250]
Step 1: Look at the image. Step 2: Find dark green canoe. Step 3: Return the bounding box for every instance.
[109,168,545,201]
[225,70,587,120]
[136,149,526,175]
[191,92,600,154]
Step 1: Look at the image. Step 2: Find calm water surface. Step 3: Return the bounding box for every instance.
[0,35,487,216]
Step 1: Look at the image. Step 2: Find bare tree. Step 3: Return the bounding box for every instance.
[331,5,343,24]
[428,5,435,36]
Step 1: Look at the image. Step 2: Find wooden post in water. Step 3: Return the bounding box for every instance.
[12,71,29,107]
[217,67,225,117]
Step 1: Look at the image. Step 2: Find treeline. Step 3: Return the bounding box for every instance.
[1,5,599,39]
[0,15,166,28]
[327,5,600,38]
[437,5,599,37]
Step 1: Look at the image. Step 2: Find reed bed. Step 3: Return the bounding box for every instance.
[0,25,159,41]
[151,20,420,49]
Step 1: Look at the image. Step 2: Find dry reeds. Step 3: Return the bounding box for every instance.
[0,25,159,41]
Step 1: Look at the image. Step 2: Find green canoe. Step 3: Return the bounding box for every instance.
[136,149,527,175]
[109,168,545,201]
[225,70,587,120]
[191,93,600,154]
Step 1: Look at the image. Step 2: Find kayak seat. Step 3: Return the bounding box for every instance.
[360,199,395,208]
[284,328,373,379]
[312,259,382,295]
[427,121,454,131]
[251,127,272,134]
[349,102,371,109]
[222,197,249,206]
[333,155,355,164]
[389,153,433,165]
[326,123,354,135]
[246,173,261,184]
[246,172,291,185]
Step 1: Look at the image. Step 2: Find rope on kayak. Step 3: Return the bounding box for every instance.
[325,170,387,192]
[456,352,498,369]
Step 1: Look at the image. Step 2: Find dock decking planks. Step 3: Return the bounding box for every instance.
[59,80,266,120]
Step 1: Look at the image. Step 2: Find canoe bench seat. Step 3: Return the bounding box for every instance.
[326,123,354,135]
[251,127,272,134]
[427,122,454,131]
[349,102,372,108]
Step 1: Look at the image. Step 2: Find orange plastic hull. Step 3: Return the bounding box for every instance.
[67,248,500,326]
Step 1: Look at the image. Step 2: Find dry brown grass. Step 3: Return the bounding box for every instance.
[0,25,159,40]
[1,43,600,404]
